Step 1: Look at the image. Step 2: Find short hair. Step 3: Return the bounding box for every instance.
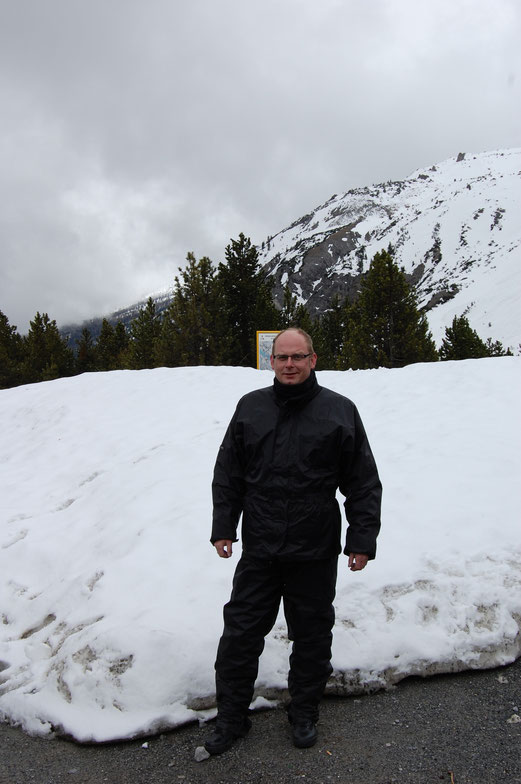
[272,328,314,355]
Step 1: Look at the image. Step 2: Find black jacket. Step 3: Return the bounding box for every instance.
[211,371,382,560]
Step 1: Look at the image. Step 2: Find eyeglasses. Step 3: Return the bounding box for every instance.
[273,353,312,362]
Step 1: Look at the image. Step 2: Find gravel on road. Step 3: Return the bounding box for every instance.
[1,657,520,784]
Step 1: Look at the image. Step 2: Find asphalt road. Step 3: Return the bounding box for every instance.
[1,657,520,784]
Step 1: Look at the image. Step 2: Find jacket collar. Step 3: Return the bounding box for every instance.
[273,369,321,406]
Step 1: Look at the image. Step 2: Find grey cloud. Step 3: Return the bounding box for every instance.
[1,0,520,330]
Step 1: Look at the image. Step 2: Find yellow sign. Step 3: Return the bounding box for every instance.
[256,331,280,370]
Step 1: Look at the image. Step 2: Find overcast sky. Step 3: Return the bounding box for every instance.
[1,0,520,331]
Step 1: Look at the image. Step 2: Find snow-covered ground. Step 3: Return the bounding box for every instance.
[1,359,520,742]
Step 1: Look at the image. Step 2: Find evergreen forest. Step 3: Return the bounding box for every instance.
[0,235,513,390]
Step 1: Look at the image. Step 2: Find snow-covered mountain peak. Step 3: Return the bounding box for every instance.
[259,148,521,348]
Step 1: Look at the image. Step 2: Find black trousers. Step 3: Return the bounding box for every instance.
[214,554,338,726]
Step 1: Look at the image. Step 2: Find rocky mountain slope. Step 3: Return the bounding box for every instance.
[63,149,520,351]
[258,148,520,348]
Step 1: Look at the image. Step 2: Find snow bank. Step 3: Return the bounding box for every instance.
[0,359,520,741]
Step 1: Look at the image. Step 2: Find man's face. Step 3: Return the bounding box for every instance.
[270,331,317,385]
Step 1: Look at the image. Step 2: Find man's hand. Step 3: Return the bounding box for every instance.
[214,539,233,558]
[348,553,368,571]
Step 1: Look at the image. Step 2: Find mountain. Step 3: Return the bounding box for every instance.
[62,149,520,351]
[61,290,173,348]
[258,148,521,348]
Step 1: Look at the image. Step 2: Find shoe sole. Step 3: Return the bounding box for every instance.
[293,734,318,749]
[204,738,234,755]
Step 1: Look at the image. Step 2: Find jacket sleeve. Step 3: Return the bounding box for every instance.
[210,404,246,544]
[339,405,382,559]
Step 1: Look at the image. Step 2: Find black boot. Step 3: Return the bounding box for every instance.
[290,718,318,748]
[204,716,252,755]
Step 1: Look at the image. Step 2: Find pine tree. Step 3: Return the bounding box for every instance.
[314,295,350,370]
[112,321,130,368]
[155,306,179,367]
[292,305,316,340]
[22,312,74,383]
[343,248,438,369]
[278,285,315,332]
[217,233,279,366]
[279,285,299,328]
[127,297,162,369]
[76,327,97,374]
[485,338,513,357]
[95,319,116,370]
[93,319,129,370]
[0,310,24,388]
[440,316,493,360]
[158,252,227,366]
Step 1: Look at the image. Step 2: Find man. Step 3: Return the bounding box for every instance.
[205,328,382,755]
